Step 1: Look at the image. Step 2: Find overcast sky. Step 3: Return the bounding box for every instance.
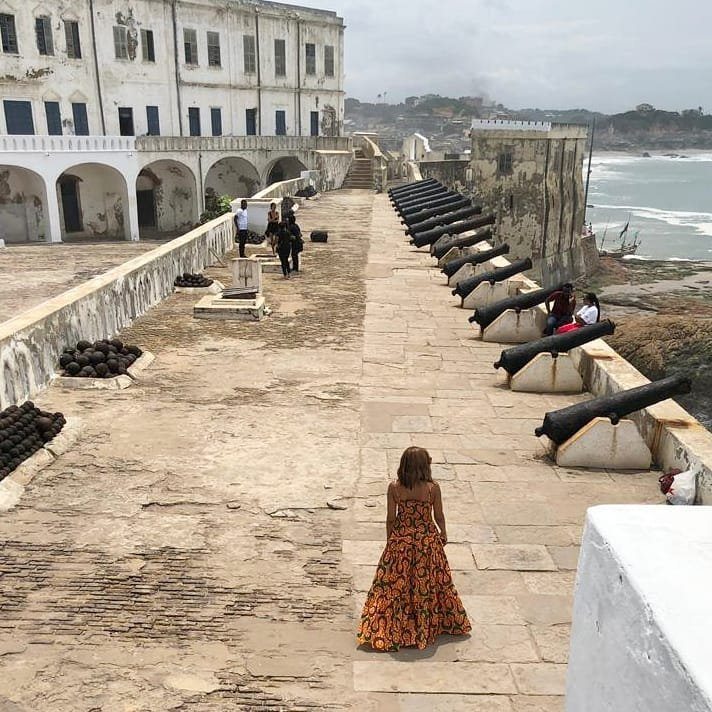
[290,0,712,113]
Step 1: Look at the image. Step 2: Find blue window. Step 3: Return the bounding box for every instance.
[275,110,286,136]
[146,105,160,135]
[4,100,34,134]
[188,107,200,136]
[246,108,257,135]
[72,102,89,135]
[210,107,222,136]
[45,101,62,135]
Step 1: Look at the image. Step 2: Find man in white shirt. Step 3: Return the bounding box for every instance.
[234,200,249,257]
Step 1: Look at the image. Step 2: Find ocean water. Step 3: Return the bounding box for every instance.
[585,153,712,261]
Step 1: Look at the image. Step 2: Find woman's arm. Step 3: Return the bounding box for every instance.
[432,482,447,545]
[386,482,397,539]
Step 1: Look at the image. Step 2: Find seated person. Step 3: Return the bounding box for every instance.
[543,283,576,335]
[555,293,600,334]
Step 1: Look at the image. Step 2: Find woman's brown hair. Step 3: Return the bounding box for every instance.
[397,446,433,489]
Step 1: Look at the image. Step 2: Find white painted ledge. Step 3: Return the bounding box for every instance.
[567,505,712,712]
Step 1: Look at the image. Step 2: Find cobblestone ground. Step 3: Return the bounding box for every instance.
[0,190,660,710]
[0,241,165,324]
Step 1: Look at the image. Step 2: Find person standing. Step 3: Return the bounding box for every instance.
[543,283,576,336]
[288,214,303,273]
[265,202,280,255]
[275,221,293,279]
[357,446,471,651]
[234,199,249,258]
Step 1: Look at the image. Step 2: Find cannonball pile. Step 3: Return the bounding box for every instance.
[0,402,65,480]
[59,339,143,379]
[174,272,214,288]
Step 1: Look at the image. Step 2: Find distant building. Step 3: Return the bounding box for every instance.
[469,119,597,281]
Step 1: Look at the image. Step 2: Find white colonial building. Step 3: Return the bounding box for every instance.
[0,0,349,242]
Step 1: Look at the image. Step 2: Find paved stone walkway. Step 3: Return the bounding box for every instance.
[0,190,659,710]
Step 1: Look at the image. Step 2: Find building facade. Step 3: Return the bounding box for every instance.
[469,119,597,282]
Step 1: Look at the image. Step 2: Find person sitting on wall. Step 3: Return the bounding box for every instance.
[555,293,600,334]
[543,283,576,336]
[288,214,304,274]
[265,202,280,255]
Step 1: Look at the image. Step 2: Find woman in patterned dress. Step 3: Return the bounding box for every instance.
[357,446,471,651]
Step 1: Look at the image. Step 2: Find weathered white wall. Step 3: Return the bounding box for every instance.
[567,505,712,712]
[137,159,198,231]
[0,212,234,407]
[0,167,47,242]
[204,157,261,199]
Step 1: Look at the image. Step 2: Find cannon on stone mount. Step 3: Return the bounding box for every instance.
[534,374,692,445]
[468,284,563,328]
[405,204,482,236]
[401,198,471,226]
[388,178,438,197]
[431,226,494,260]
[493,320,615,375]
[389,179,440,199]
[452,258,532,299]
[394,189,454,214]
[397,193,464,219]
[411,216,492,248]
[442,243,511,278]
[392,184,449,206]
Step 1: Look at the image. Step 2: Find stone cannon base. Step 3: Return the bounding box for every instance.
[482,308,547,344]
[194,294,266,321]
[510,352,584,393]
[462,279,525,310]
[252,253,283,274]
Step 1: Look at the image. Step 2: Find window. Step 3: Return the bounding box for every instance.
[243,34,256,73]
[72,102,88,134]
[245,108,257,136]
[113,26,128,59]
[35,16,54,56]
[0,14,18,54]
[324,45,334,77]
[184,28,197,65]
[310,111,319,136]
[4,100,34,134]
[118,107,134,136]
[498,151,513,175]
[211,107,222,136]
[146,106,159,135]
[207,31,220,67]
[275,110,286,136]
[45,101,62,135]
[274,39,285,77]
[305,43,316,75]
[141,29,155,62]
[188,107,200,136]
[64,20,81,58]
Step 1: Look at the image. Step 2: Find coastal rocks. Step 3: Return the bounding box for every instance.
[0,402,65,481]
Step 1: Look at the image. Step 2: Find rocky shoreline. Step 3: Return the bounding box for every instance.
[578,257,712,429]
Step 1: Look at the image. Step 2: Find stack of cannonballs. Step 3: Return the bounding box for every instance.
[0,402,65,480]
[59,339,143,379]
[174,273,214,288]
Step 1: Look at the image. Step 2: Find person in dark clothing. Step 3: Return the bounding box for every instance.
[275,222,293,279]
[288,214,304,273]
[265,202,280,255]
[543,283,576,335]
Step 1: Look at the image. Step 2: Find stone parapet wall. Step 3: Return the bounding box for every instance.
[0,214,234,409]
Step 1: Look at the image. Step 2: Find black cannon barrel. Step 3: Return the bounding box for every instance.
[406,205,482,236]
[452,258,532,298]
[493,320,615,375]
[412,216,488,248]
[443,243,511,278]
[390,182,443,203]
[534,374,692,444]
[432,226,493,260]
[388,178,438,197]
[394,187,452,211]
[469,284,563,328]
[402,198,470,226]
[399,194,465,220]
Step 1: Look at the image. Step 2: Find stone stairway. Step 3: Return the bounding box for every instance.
[342,149,374,189]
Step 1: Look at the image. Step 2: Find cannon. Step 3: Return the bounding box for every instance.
[493,320,615,375]
[432,226,493,261]
[468,284,562,328]
[398,193,464,219]
[411,216,491,248]
[401,198,471,226]
[392,183,449,203]
[405,205,482,236]
[394,188,454,212]
[388,178,438,197]
[443,243,511,278]
[534,374,692,445]
[452,258,532,298]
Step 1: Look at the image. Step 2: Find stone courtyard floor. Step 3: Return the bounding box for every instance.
[0,190,660,710]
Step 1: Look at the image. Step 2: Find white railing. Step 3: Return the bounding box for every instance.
[471,119,553,132]
[0,135,137,152]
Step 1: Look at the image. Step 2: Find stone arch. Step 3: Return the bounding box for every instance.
[56,163,130,240]
[0,165,50,243]
[204,156,260,202]
[264,156,308,186]
[136,159,198,236]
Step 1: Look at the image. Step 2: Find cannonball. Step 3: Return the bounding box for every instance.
[106,359,119,374]
[125,354,136,365]
[6,406,19,414]
[59,354,74,368]
[95,343,110,355]
[89,351,105,365]
[77,340,92,351]
[76,355,90,368]
[117,363,127,375]
[10,435,21,446]
[1,441,12,453]
[127,345,142,357]
[107,345,118,355]
[35,417,53,433]
[65,362,81,376]
[20,402,33,413]
[95,363,109,378]
[79,366,95,378]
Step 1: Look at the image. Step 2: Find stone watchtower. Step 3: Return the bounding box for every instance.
[469,120,598,283]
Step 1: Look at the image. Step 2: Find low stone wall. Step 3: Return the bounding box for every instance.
[0,214,234,408]
[418,159,471,191]
[567,506,712,711]
[314,150,352,191]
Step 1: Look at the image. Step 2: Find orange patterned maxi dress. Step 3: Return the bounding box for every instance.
[356,487,471,651]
